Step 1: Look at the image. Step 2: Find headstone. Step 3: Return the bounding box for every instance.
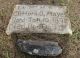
[16,39,62,56]
[6,5,72,35]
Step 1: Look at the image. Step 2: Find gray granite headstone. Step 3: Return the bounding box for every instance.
[6,5,72,35]
[16,39,62,56]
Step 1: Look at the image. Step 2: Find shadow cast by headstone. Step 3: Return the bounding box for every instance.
[19,0,61,5]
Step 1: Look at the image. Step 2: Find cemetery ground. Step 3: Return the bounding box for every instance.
[0,0,80,58]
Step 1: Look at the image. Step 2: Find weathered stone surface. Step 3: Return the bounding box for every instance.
[16,39,62,56]
[6,5,72,35]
